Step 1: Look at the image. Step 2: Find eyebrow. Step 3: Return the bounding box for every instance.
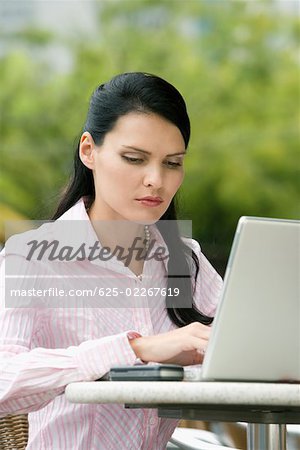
[121,145,186,157]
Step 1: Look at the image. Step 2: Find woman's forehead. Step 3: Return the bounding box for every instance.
[102,112,186,150]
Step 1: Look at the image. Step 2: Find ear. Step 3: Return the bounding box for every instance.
[79,132,96,170]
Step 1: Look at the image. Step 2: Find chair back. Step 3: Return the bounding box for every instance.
[0,414,28,449]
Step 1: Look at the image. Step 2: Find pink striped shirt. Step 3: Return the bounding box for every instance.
[0,198,223,450]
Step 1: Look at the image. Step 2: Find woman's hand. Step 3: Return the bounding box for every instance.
[129,322,211,366]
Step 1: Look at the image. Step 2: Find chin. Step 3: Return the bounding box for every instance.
[126,206,167,225]
[129,212,162,226]
[130,218,159,226]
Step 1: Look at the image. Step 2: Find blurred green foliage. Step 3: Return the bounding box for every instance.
[0,0,299,273]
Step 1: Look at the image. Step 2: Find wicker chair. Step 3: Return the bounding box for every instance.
[0,414,28,449]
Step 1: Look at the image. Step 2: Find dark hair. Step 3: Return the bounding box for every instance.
[52,72,213,327]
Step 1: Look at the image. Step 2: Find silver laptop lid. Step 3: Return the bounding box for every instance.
[202,216,300,382]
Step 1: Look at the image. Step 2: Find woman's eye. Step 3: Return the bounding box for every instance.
[122,155,182,168]
[165,161,182,168]
[122,156,144,164]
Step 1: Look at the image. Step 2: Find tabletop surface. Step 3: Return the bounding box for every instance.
[65,381,300,407]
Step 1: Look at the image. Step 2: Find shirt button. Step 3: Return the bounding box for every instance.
[140,327,148,335]
[149,417,158,426]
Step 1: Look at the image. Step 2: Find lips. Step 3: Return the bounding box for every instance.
[137,196,163,202]
[136,196,163,207]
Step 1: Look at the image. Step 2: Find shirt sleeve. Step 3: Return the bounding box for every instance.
[183,238,223,318]
[0,254,141,417]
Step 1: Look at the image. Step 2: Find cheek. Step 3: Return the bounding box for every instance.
[95,158,125,181]
[94,159,139,197]
[171,171,184,193]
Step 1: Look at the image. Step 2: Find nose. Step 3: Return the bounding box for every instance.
[143,165,163,189]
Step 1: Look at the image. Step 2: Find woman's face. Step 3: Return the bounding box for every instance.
[80,112,186,223]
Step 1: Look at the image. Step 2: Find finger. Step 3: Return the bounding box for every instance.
[194,328,210,341]
[182,336,208,353]
[188,349,205,365]
[188,322,211,340]
[196,347,207,356]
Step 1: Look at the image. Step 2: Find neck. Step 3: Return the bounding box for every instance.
[87,204,146,252]
[92,220,146,251]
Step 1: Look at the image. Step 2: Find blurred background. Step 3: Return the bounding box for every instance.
[0,2,299,447]
[0,0,299,275]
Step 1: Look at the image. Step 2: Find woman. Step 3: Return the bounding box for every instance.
[0,72,222,449]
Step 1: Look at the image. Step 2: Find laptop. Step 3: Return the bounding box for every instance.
[185,216,300,382]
